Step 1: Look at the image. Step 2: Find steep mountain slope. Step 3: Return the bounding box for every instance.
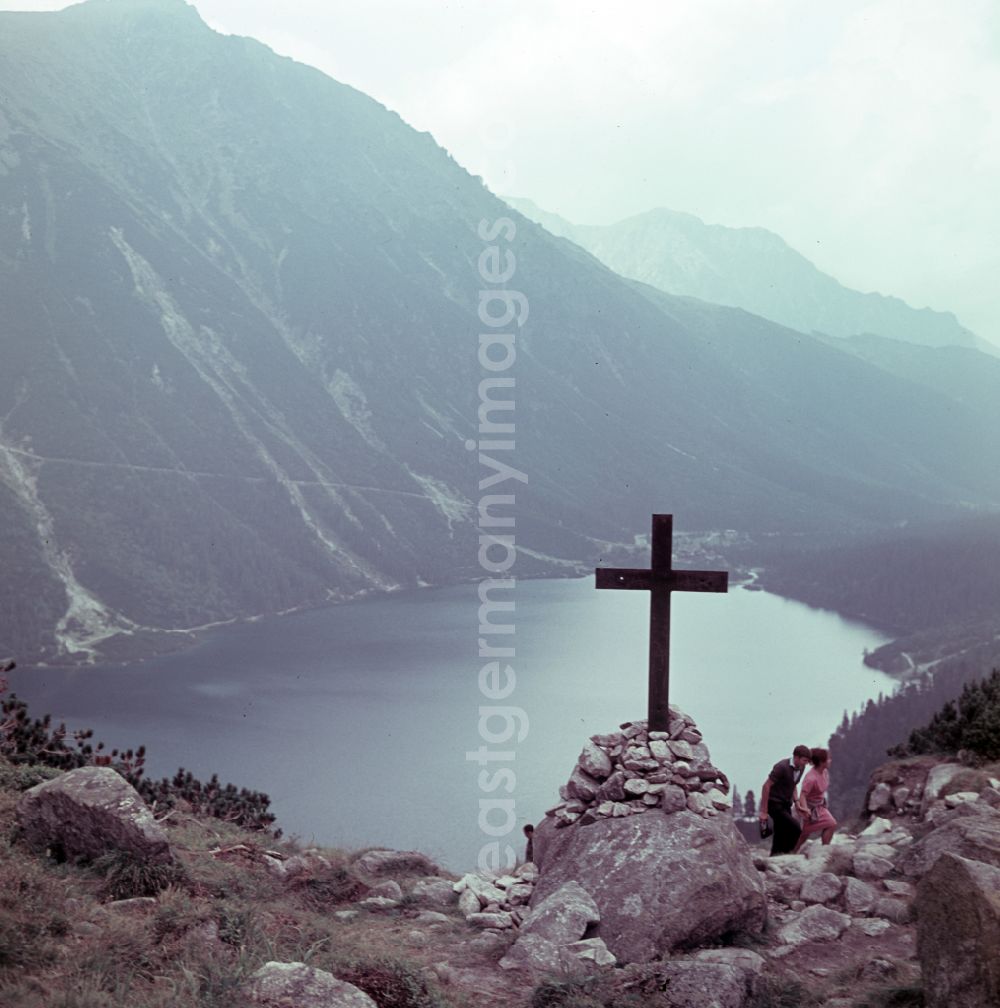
[510,198,986,352]
[1,0,998,663]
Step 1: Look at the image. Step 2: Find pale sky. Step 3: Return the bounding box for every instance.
[5,0,999,343]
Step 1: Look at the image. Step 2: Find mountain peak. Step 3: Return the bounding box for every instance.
[64,0,205,26]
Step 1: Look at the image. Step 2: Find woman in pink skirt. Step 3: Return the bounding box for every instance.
[792,747,837,852]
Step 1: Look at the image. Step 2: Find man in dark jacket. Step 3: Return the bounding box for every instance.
[758,745,811,855]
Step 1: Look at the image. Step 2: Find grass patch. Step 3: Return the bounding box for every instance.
[333,955,451,1008]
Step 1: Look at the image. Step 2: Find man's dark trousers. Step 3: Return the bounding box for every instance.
[768,799,801,855]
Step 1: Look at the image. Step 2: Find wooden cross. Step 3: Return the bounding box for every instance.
[596,514,728,731]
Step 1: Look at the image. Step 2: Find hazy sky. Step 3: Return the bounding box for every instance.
[5,0,999,343]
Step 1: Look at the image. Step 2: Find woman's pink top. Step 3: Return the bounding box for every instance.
[800,768,836,833]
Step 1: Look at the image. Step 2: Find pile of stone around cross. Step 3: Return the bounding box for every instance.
[545,709,731,827]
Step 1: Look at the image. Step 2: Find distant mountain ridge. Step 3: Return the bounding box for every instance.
[508,198,987,352]
[1,0,999,664]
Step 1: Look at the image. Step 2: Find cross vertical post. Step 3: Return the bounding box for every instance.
[596,514,728,731]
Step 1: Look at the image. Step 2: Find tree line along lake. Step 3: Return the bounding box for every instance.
[9,577,891,871]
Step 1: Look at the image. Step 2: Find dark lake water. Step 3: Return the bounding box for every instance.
[9,577,891,871]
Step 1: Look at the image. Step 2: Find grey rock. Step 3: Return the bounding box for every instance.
[529,810,765,962]
[843,877,878,915]
[892,786,911,809]
[356,897,399,911]
[408,877,455,908]
[16,766,172,866]
[981,786,1000,807]
[897,802,1000,876]
[650,960,759,1008]
[467,911,514,929]
[800,872,842,904]
[578,740,613,780]
[354,849,439,876]
[693,948,765,974]
[667,739,694,761]
[852,918,891,936]
[778,905,851,944]
[591,732,623,748]
[283,850,332,877]
[566,937,616,966]
[504,882,534,905]
[944,790,980,808]
[872,897,910,924]
[860,958,897,981]
[660,785,688,814]
[687,792,715,815]
[882,879,915,897]
[708,787,732,810]
[520,881,599,944]
[368,880,403,900]
[917,853,1000,1008]
[853,851,895,879]
[867,782,892,813]
[246,961,377,1008]
[624,778,649,797]
[455,872,506,905]
[498,933,565,972]
[458,888,480,917]
[566,764,602,802]
[414,910,453,926]
[596,771,628,802]
[920,763,967,816]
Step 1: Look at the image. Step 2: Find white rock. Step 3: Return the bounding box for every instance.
[853,918,892,936]
[566,937,616,967]
[944,791,980,808]
[708,788,732,811]
[458,888,480,917]
[861,817,893,837]
[649,740,671,760]
[624,778,650,797]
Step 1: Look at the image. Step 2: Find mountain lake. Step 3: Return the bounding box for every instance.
[9,577,892,871]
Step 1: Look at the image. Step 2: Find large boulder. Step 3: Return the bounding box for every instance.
[529,810,766,962]
[15,766,171,865]
[897,802,1000,877]
[246,962,377,1008]
[916,853,1000,1008]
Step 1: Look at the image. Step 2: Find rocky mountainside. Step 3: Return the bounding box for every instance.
[509,197,988,351]
[2,0,999,663]
[7,715,1000,1007]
